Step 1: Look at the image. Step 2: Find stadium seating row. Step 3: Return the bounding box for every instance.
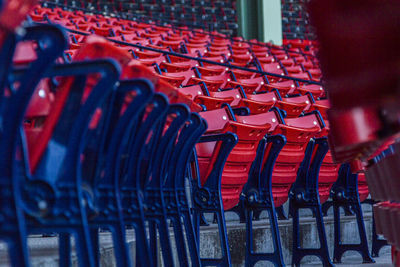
[0,1,385,266]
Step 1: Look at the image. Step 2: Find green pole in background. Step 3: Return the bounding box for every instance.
[237,0,283,45]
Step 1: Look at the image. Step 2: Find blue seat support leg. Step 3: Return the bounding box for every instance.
[329,164,374,263]
[192,133,237,267]
[240,135,286,267]
[289,138,334,267]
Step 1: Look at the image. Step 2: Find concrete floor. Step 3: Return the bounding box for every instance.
[302,246,393,267]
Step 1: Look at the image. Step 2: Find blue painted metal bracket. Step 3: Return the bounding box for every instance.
[120,92,169,267]
[82,78,155,267]
[327,164,374,264]
[239,134,287,267]
[0,24,67,267]
[163,113,207,267]
[289,137,335,267]
[192,132,238,267]
[16,59,120,267]
[144,103,190,267]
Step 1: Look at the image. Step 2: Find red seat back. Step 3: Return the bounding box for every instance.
[197,107,271,209]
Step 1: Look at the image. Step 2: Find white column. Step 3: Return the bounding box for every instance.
[259,0,283,45]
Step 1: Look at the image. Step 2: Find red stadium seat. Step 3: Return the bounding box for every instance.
[197,107,271,209]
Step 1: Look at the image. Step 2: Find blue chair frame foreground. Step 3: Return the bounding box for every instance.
[0,23,67,267]
[58,78,155,267]
[18,58,120,267]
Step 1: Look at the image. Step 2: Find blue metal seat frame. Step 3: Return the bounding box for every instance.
[324,163,374,264]
[119,93,169,266]
[191,132,238,267]
[72,78,155,267]
[144,104,190,266]
[0,24,67,267]
[17,58,120,267]
[239,134,287,267]
[163,113,207,267]
[289,137,334,267]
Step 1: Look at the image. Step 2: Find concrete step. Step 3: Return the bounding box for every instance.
[0,211,392,266]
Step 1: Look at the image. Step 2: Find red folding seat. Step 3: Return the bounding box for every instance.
[318,149,339,204]
[272,114,323,207]
[227,60,250,67]
[230,69,256,80]
[280,58,295,67]
[159,61,193,72]
[261,62,285,75]
[206,88,274,114]
[247,90,280,103]
[188,72,232,91]
[178,84,234,110]
[168,69,197,84]
[256,55,276,64]
[226,76,266,94]
[211,39,230,47]
[301,61,317,70]
[274,94,314,118]
[236,112,322,207]
[308,68,322,80]
[231,48,250,55]
[202,55,226,64]
[230,53,253,64]
[293,56,307,63]
[168,54,199,66]
[190,36,210,44]
[203,50,229,58]
[196,65,228,76]
[186,42,208,53]
[251,45,270,54]
[156,69,196,87]
[158,39,182,51]
[289,72,311,80]
[309,99,330,119]
[231,42,250,50]
[285,65,304,74]
[134,49,163,59]
[165,34,187,42]
[113,34,150,46]
[295,84,325,98]
[197,107,271,209]
[137,55,166,66]
[92,25,114,37]
[261,80,297,96]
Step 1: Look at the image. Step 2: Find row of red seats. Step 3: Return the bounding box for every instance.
[25,4,377,265]
[31,6,322,82]
[31,4,344,213]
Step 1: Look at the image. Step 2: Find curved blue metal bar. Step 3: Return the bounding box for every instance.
[17,59,120,267]
[119,93,168,266]
[81,78,154,267]
[0,24,67,267]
